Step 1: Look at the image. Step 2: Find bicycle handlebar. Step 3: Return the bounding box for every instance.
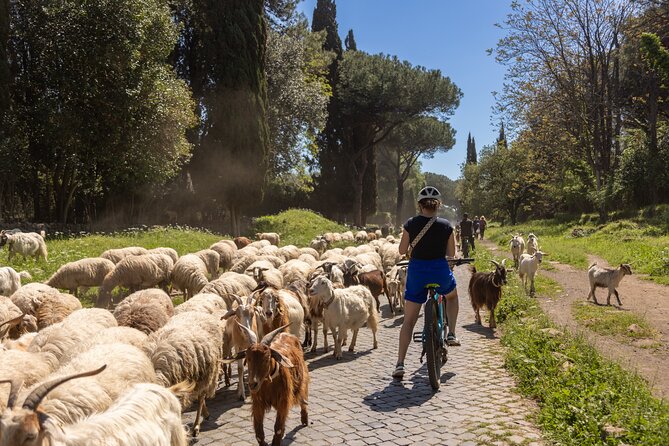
[396,258,474,267]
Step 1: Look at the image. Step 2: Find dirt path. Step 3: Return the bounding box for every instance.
[481,240,669,400]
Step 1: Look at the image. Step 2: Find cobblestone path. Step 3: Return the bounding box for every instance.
[185,265,544,446]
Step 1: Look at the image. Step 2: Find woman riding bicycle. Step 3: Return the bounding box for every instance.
[393,186,460,380]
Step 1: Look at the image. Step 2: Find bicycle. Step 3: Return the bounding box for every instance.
[398,257,474,390]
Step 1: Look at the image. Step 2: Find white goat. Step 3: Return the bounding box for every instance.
[518,251,546,296]
[510,235,525,268]
[0,267,31,296]
[587,263,633,306]
[0,232,48,262]
[526,233,539,255]
[308,276,378,360]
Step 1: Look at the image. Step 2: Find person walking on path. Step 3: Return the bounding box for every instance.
[473,216,481,240]
[460,213,475,252]
[392,186,460,379]
[479,216,487,240]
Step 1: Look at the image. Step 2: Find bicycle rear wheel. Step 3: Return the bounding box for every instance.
[424,297,441,390]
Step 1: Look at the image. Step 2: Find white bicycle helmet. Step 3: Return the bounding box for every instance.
[417,186,441,201]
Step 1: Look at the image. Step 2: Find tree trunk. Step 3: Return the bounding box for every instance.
[395,179,404,231]
[353,171,364,227]
[647,73,659,204]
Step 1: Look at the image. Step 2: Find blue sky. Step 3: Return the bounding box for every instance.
[296,0,511,180]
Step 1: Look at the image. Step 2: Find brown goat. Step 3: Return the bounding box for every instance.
[343,266,394,315]
[468,259,508,328]
[226,324,309,446]
[234,236,253,249]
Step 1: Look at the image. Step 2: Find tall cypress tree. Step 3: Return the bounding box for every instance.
[0,0,9,123]
[471,136,477,164]
[345,29,357,51]
[466,132,478,164]
[187,0,270,235]
[312,0,352,220]
[497,122,508,149]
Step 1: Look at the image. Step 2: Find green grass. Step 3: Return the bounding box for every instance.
[572,301,658,342]
[251,208,348,247]
[474,247,669,445]
[3,226,223,307]
[486,217,669,285]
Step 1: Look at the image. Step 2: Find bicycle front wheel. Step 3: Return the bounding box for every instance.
[424,297,441,390]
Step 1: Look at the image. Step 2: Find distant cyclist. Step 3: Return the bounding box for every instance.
[393,186,460,380]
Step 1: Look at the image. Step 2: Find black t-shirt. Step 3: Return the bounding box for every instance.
[403,216,453,260]
[460,219,474,236]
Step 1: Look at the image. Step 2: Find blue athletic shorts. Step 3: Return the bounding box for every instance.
[404,258,457,304]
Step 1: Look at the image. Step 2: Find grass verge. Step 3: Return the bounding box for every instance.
[252,209,348,247]
[2,226,223,307]
[474,248,669,445]
[486,217,669,285]
[572,301,658,343]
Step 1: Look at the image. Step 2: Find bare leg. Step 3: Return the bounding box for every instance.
[614,289,622,306]
[192,396,205,436]
[396,300,422,365]
[444,289,459,336]
[237,358,245,400]
[349,328,359,352]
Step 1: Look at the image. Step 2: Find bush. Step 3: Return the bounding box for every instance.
[251,209,347,247]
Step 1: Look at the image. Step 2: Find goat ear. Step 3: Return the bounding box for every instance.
[271,349,294,368]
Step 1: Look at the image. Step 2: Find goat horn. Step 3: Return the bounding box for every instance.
[0,378,23,409]
[23,365,107,411]
[236,322,258,345]
[501,258,507,267]
[232,295,243,306]
[261,324,290,346]
[490,260,500,268]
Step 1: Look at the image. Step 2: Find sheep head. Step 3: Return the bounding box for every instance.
[0,365,106,446]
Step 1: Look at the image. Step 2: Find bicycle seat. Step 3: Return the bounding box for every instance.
[424,283,441,289]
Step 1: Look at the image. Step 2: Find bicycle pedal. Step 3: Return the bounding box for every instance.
[412,332,423,343]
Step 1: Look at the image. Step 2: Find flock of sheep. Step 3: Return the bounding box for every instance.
[0,228,412,446]
[0,225,636,446]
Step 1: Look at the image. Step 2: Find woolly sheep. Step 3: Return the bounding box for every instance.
[35,382,189,446]
[174,293,227,315]
[297,253,318,265]
[299,246,320,260]
[89,326,148,350]
[0,232,48,262]
[256,232,280,246]
[308,276,378,359]
[0,297,23,339]
[257,287,304,338]
[148,247,179,264]
[114,302,169,335]
[98,254,173,306]
[258,245,280,257]
[310,237,328,255]
[201,272,257,309]
[143,311,224,436]
[195,249,220,279]
[279,260,313,285]
[277,245,301,262]
[114,288,174,318]
[0,348,55,411]
[100,246,149,264]
[231,254,283,273]
[248,239,271,249]
[248,266,284,290]
[341,231,354,242]
[46,257,115,296]
[209,241,236,271]
[0,267,31,296]
[379,243,402,273]
[170,254,210,300]
[10,283,81,330]
[17,342,157,426]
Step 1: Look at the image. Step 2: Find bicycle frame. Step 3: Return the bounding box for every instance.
[413,288,447,363]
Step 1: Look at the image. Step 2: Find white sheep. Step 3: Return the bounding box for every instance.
[195,249,220,279]
[113,289,173,335]
[248,265,284,290]
[209,241,237,271]
[379,243,402,273]
[297,253,318,265]
[308,276,378,359]
[143,311,224,436]
[0,231,48,261]
[148,247,179,264]
[248,239,271,249]
[10,283,81,330]
[277,245,301,262]
[279,259,313,285]
[170,254,210,300]
[256,232,281,246]
[46,257,115,296]
[510,235,525,268]
[341,231,354,242]
[310,237,328,254]
[98,254,174,306]
[355,231,369,243]
[299,246,320,260]
[37,382,189,446]
[0,267,31,296]
[526,233,539,255]
[89,326,148,350]
[100,246,149,264]
[231,254,284,274]
[518,251,546,296]
[587,262,633,306]
[200,271,257,309]
[174,293,227,315]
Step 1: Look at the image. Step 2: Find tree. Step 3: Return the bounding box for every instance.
[496,0,637,220]
[380,116,456,228]
[466,133,478,164]
[183,0,270,235]
[345,29,357,51]
[9,0,196,222]
[336,52,462,226]
[0,0,8,122]
[497,122,508,150]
